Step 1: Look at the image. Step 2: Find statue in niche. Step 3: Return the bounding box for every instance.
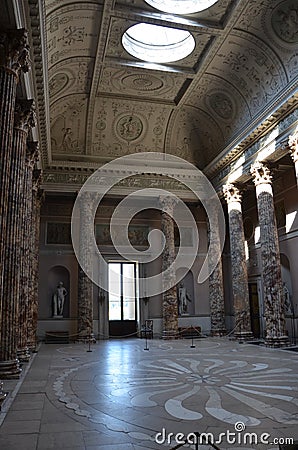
[283,282,293,316]
[178,282,191,315]
[53,281,67,317]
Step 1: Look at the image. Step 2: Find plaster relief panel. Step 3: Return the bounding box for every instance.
[186,74,251,142]
[167,106,223,168]
[236,0,298,81]
[211,30,287,115]
[98,67,186,101]
[48,58,93,101]
[91,98,172,158]
[46,4,102,69]
[50,95,87,155]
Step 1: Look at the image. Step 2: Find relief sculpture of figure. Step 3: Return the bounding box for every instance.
[53,281,67,317]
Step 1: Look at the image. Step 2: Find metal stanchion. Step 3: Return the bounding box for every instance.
[190,334,195,348]
[144,330,149,351]
[87,334,92,352]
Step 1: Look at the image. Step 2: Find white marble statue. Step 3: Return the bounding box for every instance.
[178,282,191,315]
[53,281,67,317]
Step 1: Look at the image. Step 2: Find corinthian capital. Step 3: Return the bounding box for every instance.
[223,183,242,204]
[250,161,272,186]
[14,99,36,132]
[26,141,39,169]
[0,29,30,76]
[159,195,178,215]
[288,131,298,163]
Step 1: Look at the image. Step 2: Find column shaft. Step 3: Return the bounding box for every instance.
[251,162,289,347]
[207,207,226,336]
[223,184,253,340]
[27,172,43,351]
[160,197,178,339]
[78,193,95,338]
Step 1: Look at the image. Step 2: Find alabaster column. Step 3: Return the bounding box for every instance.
[159,196,178,339]
[207,203,226,336]
[223,183,253,340]
[288,131,298,186]
[77,192,95,338]
[0,101,34,377]
[0,29,30,317]
[18,140,39,361]
[27,170,43,351]
[251,161,289,347]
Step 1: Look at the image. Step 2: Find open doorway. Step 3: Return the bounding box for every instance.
[108,262,138,337]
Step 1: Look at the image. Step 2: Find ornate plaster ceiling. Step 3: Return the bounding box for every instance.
[4,0,298,183]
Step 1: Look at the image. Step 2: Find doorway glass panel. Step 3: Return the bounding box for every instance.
[108,262,137,322]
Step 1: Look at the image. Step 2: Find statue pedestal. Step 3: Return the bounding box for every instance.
[52,315,63,319]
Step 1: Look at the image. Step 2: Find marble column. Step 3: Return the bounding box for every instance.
[207,204,226,336]
[18,140,39,361]
[288,131,298,186]
[27,170,43,351]
[0,100,34,377]
[0,29,30,308]
[223,183,253,341]
[250,161,289,347]
[159,196,178,339]
[77,192,95,338]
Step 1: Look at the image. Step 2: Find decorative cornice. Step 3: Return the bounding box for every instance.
[206,94,298,180]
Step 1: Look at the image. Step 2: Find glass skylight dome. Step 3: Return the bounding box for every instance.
[122,23,195,63]
[144,0,219,14]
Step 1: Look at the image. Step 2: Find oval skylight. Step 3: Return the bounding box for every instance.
[122,23,195,63]
[144,0,219,14]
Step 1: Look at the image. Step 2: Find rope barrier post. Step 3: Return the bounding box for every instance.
[190,334,195,348]
[87,329,92,352]
[144,329,149,351]
[189,326,195,348]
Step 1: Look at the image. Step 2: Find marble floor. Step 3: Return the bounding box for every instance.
[0,337,298,450]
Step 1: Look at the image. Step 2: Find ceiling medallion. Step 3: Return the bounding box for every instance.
[116,114,143,142]
[49,73,69,96]
[122,74,164,91]
[271,0,298,44]
[208,92,234,120]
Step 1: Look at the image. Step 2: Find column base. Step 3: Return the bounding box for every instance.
[0,381,8,411]
[234,331,254,342]
[162,330,179,340]
[17,347,31,362]
[265,335,290,348]
[0,359,22,379]
[211,329,226,337]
